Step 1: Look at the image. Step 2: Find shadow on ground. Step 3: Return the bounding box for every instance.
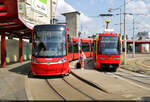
[30,75,64,79]
[8,62,31,75]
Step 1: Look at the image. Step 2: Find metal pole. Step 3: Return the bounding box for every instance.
[78,32,81,62]
[50,0,53,24]
[123,0,127,64]
[120,8,122,36]
[132,15,135,57]
[106,22,109,29]
[120,8,122,55]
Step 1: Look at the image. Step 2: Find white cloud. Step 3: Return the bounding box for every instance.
[80,13,92,23]
[125,0,150,37]
[127,0,149,14]
[54,0,92,23]
[139,23,150,32]
[53,0,94,37]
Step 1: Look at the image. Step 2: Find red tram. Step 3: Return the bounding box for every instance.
[93,30,121,72]
[30,24,93,76]
[31,24,70,76]
[72,37,80,60]
[81,38,93,58]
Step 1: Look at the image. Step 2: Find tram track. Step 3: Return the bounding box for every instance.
[27,71,111,100]
[44,72,114,100]
[62,78,96,100]
[71,71,109,93]
[105,69,150,90]
[118,70,150,79]
[27,67,150,100]
[121,57,150,76]
[45,76,94,100]
[45,79,65,100]
[115,72,150,86]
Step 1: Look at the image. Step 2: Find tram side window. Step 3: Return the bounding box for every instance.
[73,42,78,53]
[82,42,90,52]
[90,43,93,52]
[68,44,73,53]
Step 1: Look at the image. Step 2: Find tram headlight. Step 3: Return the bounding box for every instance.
[100,57,106,59]
[58,58,67,63]
[114,57,120,59]
[32,58,40,63]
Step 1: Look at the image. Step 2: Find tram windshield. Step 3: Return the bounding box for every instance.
[32,26,66,58]
[99,36,120,55]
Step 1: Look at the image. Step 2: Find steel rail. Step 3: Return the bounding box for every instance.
[45,79,66,100]
[62,78,96,101]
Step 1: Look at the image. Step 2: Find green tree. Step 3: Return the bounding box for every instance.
[122,35,128,40]
[88,35,97,39]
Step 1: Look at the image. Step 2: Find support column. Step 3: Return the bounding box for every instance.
[1,33,6,68]
[19,36,23,63]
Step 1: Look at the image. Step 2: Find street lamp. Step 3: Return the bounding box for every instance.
[99,14,113,29]
[108,8,122,36]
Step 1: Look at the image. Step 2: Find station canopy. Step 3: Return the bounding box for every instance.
[0,0,33,39]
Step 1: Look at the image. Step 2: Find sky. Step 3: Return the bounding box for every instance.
[53,0,150,39]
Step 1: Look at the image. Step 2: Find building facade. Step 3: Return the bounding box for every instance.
[62,11,80,37]
[18,0,56,26]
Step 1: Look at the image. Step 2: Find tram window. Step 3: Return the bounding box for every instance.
[81,42,90,52]
[99,36,120,55]
[90,43,93,52]
[68,44,73,53]
[73,42,78,53]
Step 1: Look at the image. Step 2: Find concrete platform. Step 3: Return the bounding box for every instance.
[0,61,30,100]
[70,58,150,100]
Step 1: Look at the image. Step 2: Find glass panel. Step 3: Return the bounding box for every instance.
[68,43,73,53]
[99,36,120,55]
[32,30,66,58]
[81,42,90,52]
[73,41,78,53]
